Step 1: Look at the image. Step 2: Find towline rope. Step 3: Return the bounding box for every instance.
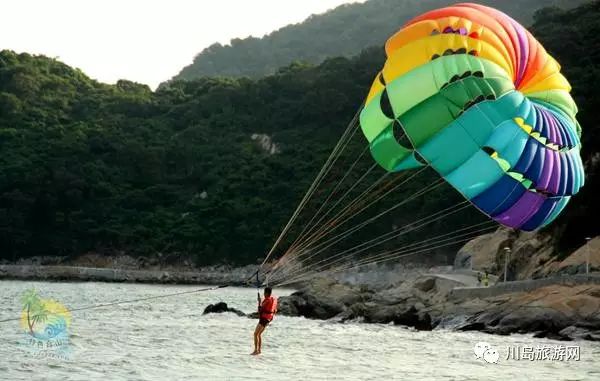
[0,284,229,324]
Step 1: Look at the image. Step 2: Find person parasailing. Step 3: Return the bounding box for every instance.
[251,287,277,355]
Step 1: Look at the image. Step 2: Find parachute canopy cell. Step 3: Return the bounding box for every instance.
[359,2,584,231]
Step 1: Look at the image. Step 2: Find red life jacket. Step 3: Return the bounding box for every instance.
[260,296,277,321]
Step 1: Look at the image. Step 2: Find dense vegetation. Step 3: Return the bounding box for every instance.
[0,48,383,264]
[170,0,586,81]
[1,1,598,265]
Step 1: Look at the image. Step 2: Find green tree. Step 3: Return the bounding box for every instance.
[20,288,48,337]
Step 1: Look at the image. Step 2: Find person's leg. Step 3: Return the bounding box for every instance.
[256,324,265,354]
[252,323,262,354]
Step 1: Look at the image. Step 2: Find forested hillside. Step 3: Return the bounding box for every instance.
[0,49,385,264]
[1,2,598,265]
[170,0,586,81]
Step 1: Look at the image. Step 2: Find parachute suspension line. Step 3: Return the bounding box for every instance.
[283,144,372,255]
[268,200,465,285]
[267,176,444,284]
[275,234,487,287]
[288,163,389,251]
[269,167,393,281]
[267,201,472,285]
[271,176,444,283]
[260,110,361,267]
[301,167,432,249]
[317,202,470,263]
[285,166,391,258]
[298,177,444,255]
[268,172,437,283]
[278,219,495,285]
[271,173,432,275]
[268,199,472,285]
[274,222,498,287]
[288,166,429,258]
[354,222,498,266]
[293,170,409,252]
[330,223,497,276]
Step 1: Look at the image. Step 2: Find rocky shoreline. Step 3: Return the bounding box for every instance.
[0,264,258,285]
[0,251,263,285]
[273,276,600,342]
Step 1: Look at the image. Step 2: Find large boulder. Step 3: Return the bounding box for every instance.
[278,290,346,319]
[506,232,553,280]
[454,228,512,272]
[393,306,432,330]
[550,237,600,276]
[277,277,369,319]
[453,284,600,338]
[495,306,572,333]
[362,303,403,323]
[453,229,584,281]
[360,303,432,330]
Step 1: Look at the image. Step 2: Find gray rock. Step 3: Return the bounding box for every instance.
[435,315,470,329]
[251,133,280,154]
[394,307,432,331]
[334,303,367,323]
[276,295,299,316]
[362,304,402,324]
[277,291,345,319]
[497,307,570,332]
[533,330,573,341]
[203,302,246,317]
[455,228,512,272]
[457,322,487,332]
[360,303,431,330]
[268,271,600,342]
[453,251,472,270]
[414,277,436,292]
[558,326,600,341]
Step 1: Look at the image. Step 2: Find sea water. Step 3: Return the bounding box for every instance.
[1,280,598,380]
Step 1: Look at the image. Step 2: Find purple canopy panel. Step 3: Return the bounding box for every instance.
[548,112,565,147]
[540,108,557,146]
[493,191,545,228]
[560,117,574,148]
[533,106,544,133]
[563,151,575,195]
[558,152,569,196]
[547,150,562,195]
[536,146,553,192]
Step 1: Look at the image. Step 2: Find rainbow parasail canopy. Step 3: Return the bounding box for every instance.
[359,2,584,231]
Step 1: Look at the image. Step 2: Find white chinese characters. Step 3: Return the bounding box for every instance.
[474,342,581,364]
[506,345,580,361]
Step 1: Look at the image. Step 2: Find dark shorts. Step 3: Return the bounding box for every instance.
[258,318,271,327]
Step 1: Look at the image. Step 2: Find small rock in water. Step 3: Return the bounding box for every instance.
[203,302,246,317]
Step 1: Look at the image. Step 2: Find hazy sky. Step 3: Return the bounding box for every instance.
[2,0,364,88]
